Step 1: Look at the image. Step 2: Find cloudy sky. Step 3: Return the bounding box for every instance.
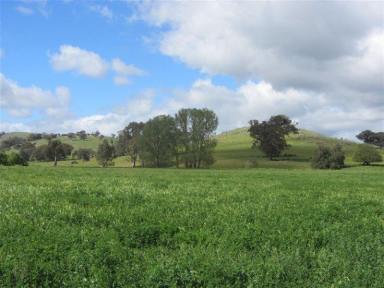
[0,1,383,139]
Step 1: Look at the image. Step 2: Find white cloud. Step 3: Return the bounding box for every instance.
[90,5,113,20]
[50,45,109,78]
[49,45,144,84]
[0,73,70,118]
[112,58,144,85]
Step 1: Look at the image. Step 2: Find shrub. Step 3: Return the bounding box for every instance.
[353,145,382,165]
[7,152,28,166]
[312,144,345,169]
[0,152,8,165]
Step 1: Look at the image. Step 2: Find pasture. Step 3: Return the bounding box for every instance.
[1,166,383,287]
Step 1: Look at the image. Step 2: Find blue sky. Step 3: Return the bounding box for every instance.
[0,1,383,138]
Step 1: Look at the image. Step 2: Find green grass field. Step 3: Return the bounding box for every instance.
[1,166,384,287]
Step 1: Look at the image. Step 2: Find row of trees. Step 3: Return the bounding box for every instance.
[98,108,219,168]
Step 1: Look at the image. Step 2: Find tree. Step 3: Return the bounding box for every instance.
[175,108,218,168]
[73,148,95,161]
[7,152,28,166]
[19,142,36,163]
[311,144,345,169]
[116,122,145,167]
[27,133,42,141]
[0,152,8,165]
[46,140,73,166]
[0,136,26,149]
[140,115,177,167]
[77,130,87,140]
[32,144,49,161]
[96,139,115,167]
[353,144,382,165]
[249,115,298,160]
[67,132,76,139]
[356,130,384,148]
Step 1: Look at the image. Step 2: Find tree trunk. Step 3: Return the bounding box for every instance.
[54,154,57,166]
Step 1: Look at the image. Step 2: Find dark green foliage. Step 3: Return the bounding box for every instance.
[96,139,115,167]
[7,152,28,166]
[19,141,36,162]
[353,144,382,165]
[312,144,345,169]
[249,115,298,159]
[357,130,384,148]
[115,122,145,167]
[77,130,87,140]
[0,152,9,165]
[0,136,26,149]
[0,167,383,287]
[73,148,95,161]
[27,133,43,141]
[46,140,74,166]
[140,115,177,167]
[32,144,49,161]
[175,108,218,168]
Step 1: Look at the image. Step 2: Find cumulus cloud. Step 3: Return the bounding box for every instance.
[50,45,109,78]
[0,73,70,118]
[49,45,144,84]
[133,1,383,138]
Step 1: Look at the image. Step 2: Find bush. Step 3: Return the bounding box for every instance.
[7,152,28,166]
[312,144,345,169]
[244,159,258,168]
[0,152,8,165]
[73,148,95,161]
[353,145,382,165]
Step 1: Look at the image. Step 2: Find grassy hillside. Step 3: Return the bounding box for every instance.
[1,166,383,286]
[2,129,381,168]
[213,128,359,168]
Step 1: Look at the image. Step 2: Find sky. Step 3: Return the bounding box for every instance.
[0,0,383,139]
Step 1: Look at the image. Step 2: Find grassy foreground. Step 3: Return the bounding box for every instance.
[1,166,384,287]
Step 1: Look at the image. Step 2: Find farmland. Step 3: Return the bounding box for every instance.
[1,166,384,287]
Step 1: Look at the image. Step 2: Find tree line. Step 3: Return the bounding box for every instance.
[0,111,382,168]
[98,108,218,168]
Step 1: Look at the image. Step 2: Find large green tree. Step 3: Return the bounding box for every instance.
[140,115,177,167]
[115,122,145,167]
[175,108,218,168]
[356,130,384,148]
[96,139,115,167]
[46,140,73,166]
[249,115,298,160]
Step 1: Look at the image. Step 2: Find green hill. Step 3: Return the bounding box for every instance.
[1,128,381,168]
[213,128,359,169]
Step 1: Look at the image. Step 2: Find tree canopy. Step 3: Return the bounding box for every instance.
[249,115,298,159]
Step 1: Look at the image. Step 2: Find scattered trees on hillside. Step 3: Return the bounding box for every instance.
[46,140,74,166]
[19,142,36,163]
[353,145,382,165]
[0,136,26,149]
[96,139,115,167]
[249,115,298,160]
[356,130,384,148]
[311,144,345,169]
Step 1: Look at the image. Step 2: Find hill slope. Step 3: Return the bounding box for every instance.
[213,128,358,168]
[1,128,379,168]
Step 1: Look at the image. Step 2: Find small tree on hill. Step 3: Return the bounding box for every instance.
[311,144,345,169]
[353,145,382,165]
[46,140,73,166]
[249,115,298,160]
[96,139,115,167]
